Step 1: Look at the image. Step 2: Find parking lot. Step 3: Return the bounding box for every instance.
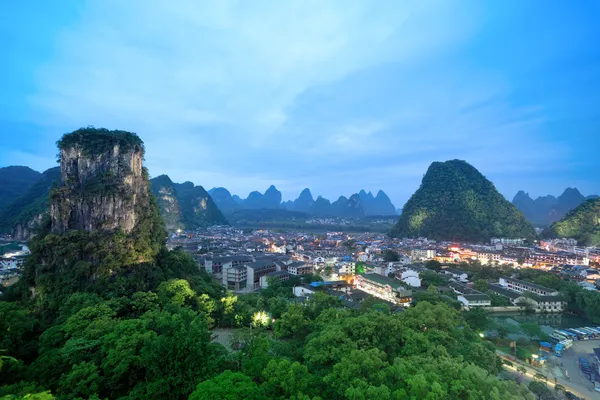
[546,339,600,398]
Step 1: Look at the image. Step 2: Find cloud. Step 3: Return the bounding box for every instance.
[27,0,579,205]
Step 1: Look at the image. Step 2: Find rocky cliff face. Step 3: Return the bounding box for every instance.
[51,128,149,234]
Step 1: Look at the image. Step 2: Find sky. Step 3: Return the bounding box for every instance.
[2,1,600,209]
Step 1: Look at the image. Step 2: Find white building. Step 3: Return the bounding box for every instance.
[410,249,436,260]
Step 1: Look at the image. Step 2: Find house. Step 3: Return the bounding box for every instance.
[394,268,421,288]
[442,268,468,282]
[449,282,491,308]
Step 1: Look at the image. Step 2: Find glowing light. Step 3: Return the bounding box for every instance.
[479,333,484,338]
[252,311,272,328]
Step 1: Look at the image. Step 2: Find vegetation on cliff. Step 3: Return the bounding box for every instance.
[543,198,600,246]
[56,126,144,157]
[391,160,536,242]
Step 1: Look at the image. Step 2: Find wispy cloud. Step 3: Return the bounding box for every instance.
[26,0,588,205]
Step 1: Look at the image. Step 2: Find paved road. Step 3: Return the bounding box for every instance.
[497,351,597,399]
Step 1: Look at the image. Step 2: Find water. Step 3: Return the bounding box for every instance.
[492,313,592,330]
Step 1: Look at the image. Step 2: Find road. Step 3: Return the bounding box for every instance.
[497,351,598,399]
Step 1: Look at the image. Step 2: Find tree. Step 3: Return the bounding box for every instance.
[261,359,313,399]
[463,307,489,331]
[383,249,399,262]
[274,304,310,339]
[528,381,556,400]
[473,279,489,292]
[189,370,265,400]
[424,260,441,271]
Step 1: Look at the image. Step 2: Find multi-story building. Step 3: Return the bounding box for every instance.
[411,249,436,260]
[223,266,247,291]
[490,280,565,312]
[356,273,412,306]
[287,261,313,276]
[526,252,588,267]
[246,261,277,289]
[475,251,501,264]
[394,268,421,288]
[491,238,526,246]
[202,255,253,274]
[498,277,559,296]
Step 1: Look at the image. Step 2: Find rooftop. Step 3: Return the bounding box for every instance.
[359,273,402,289]
[247,260,276,269]
[502,277,557,293]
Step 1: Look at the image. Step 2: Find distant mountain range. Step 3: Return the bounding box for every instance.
[391,160,536,242]
[512,188,599,227]
[208,186,398,218]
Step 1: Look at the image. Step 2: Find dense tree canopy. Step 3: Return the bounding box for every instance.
[543,197,600,246]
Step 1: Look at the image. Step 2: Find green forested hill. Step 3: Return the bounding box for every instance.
[173,182,228,229]
[0,166,41,210]
[543,198,600,245]
[0,167,60,237]
[390,160,536,242]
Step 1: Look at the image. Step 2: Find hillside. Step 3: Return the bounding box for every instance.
[391,160,536,242]
[0,166,41,210]
[174,182,228,228]
[543,198,600,246]
[150,175,185,231]
[0,167,60,239]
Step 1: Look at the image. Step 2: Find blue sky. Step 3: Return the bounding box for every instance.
[2,1,599,208]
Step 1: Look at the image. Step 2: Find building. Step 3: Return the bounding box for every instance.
[442,268,468,282]
[203,255,253,274]
[287,261,313,276]
[260,271,290,288]
[223,266,248,291]
[336,262,355,276]
[489,282,565,313]
[246,261,277,290]
[293,285,315,298]
[498,277,559,296]
[411,249,436,260]
[525,252,588,267]
[449,282,491,308]
[491,238,526,246]
[394,268,421,288]
[356,273,412,306]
